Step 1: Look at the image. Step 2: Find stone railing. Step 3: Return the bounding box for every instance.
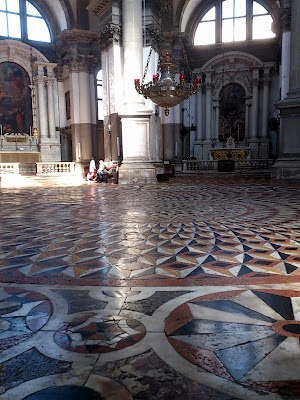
[36,162,76,174]
[0,163,19,174]
[182,160,216,172]
[182,159,271,172]
[236,159,271,170]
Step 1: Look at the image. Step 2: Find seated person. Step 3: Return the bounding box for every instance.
[97,159,108,182]
[86,157,97,181]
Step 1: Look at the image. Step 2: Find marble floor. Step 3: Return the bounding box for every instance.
[0,175,300,400]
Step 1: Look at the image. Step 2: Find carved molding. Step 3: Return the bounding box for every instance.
[87,0,112,18]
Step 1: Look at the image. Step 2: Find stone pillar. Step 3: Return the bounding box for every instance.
[162,106,175,161]
[119,0,156,184]
[214,101,220,141]
[56,29,100,173]
[35,71,48,140]
[280,7,292,99]
[273,0,300,178]
[245,99,251,141]
[46,78,56,139]
[79,70,93,161]
[249,70,260,159]
[203,76,213,160]
[260,69,270,159]
[205,78,212,140]
[194,87,203,160]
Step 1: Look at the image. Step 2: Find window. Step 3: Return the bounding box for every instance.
[0,0,51,42]
[97,70,104,121]
[194,0,275,45]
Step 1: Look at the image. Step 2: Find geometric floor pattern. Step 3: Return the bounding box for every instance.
[1,175,300,399]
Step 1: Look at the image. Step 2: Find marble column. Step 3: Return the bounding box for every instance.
[162,106,176,162]
[196,87,203,141]
[119,0,156,184]
[35,77,48,139]
[245,99,251,142]
[214,101,220,141]
[203,77,213,160]
[249,70,260,159]
[46,78,56,139]
[279,7,291,99]
[260,69,270,159]
[273,0,300,178]
[205,79,212,140]
[194,87,203,160]
[79,70,93,161]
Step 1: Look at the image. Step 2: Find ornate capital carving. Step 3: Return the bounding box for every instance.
[252,78,260,88]
[99,23,121,50]
[66,56,98,73]
[45,77,55,86]
[56,29,101,72]
[279,7,291,32]
[33,76,47,86]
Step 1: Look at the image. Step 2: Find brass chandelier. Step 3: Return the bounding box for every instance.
[135,52,201,116]
[134,1,201,116]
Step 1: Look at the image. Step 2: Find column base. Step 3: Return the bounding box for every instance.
[118,162,157,184]
[271,158,300,179]
[249,138,259,159]
[259,138,270,159]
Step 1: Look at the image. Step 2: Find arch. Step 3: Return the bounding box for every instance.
[0,39,49,82]
[201,50,264,71]
[33,0,70,33]
[179,0,283,41]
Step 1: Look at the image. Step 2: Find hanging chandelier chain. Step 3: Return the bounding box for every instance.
[177,31,192,80]
[142,0,166,85]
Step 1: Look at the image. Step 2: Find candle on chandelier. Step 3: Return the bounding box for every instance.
[195,78,201,87]
[134,79,140,89]
[180,74,185,83]
[153,74,159,84]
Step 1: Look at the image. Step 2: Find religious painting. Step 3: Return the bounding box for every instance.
[0,62,32,134]
[219,83,245,142]
[65,91,71,120]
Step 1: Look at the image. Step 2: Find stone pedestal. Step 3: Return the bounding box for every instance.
[203,139,212,160]
[119,112,157,184]
[272,98,300,178]
[193,141,204,160]
[259,138,270,159]
[118,161,157,184]
[249,138,259,159]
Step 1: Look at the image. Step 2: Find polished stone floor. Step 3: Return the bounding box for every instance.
[1,175,300,399]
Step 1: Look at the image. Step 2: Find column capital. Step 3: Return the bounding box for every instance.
[99,23,121,50]
[33,76,47,85]
[56,29,100,72]
[252,78,260,88]
[45,77,55,86]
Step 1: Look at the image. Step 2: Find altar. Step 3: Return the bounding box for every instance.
[0,151,40,163]
[210,148,250,161]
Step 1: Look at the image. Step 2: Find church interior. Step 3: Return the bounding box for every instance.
[1,0,300,399]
